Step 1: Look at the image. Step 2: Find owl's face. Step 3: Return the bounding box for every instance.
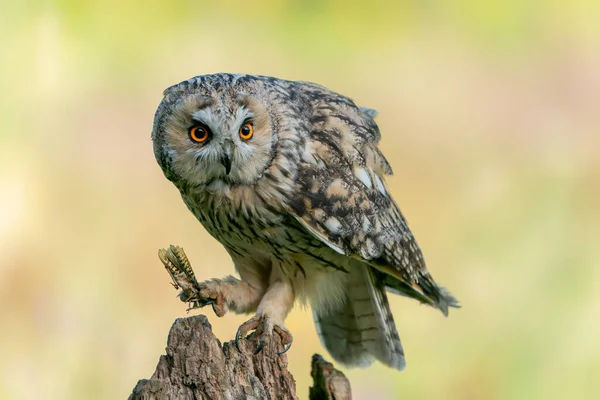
[152,78,277,191]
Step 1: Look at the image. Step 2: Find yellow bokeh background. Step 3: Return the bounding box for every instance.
[1,1,599,399]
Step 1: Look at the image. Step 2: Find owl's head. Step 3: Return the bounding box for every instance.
[152,74,279,191]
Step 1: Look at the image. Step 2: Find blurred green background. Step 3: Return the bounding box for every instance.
[1,1,599,399]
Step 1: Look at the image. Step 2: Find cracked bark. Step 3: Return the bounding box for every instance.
[128,315,352,400]
[309,355,352,400]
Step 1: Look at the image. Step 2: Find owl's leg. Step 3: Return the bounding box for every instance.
[235,279,294,354]
[196,275,265,317]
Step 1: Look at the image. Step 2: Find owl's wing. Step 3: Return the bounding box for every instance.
[287,88,458,315]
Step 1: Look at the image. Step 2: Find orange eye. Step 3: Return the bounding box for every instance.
[189,124,210,143]
[239,123,253,141]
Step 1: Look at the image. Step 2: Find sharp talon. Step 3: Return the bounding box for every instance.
[254,340,265,355]
[235,316,261,353]
[277,342,292,355]
[235,328,243,352]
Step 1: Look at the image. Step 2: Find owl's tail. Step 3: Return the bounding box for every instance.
[313,265,406,371]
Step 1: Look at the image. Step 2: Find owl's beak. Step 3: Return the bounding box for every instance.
[220,153,232,175]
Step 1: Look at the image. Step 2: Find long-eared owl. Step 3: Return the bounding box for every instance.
[151,73,458,370]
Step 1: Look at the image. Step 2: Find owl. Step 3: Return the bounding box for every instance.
[151,73,458,370]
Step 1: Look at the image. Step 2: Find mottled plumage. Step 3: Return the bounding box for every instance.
[152,73,458,370]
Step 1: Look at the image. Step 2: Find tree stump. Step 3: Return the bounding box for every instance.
[129,315,351,400]
[309,355,352,400]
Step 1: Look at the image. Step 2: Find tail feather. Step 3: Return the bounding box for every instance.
[380,272,460,316]
[314,265,406,371]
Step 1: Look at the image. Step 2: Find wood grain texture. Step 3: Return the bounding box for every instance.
[309,355,352,400]
[129,315,352,400]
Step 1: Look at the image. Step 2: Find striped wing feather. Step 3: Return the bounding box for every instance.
[288,85,458,314]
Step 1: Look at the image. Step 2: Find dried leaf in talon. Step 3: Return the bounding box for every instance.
[159,248,181,289]
[167,245,198,284]
[158,245,201,304]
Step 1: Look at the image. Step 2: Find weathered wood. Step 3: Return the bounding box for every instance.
[129,315,298,400]
[129,315,352,400]
[309,354,352,400]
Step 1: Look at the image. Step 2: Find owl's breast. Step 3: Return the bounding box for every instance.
[180,188,310,254]
[181,187,353,311]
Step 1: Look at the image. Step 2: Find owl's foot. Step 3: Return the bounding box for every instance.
[235,314,293,355]
[160,246,265,317]
[191,280,227,317]
[158,245,225,315]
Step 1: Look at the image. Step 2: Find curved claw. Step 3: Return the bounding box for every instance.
[234,315,292,355]
[235,327,243,352]
[254,340,266,355]
[235,316,261,352]
[277,342,292,355]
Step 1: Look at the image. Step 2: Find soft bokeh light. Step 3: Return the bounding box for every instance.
[1,1,599,399]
